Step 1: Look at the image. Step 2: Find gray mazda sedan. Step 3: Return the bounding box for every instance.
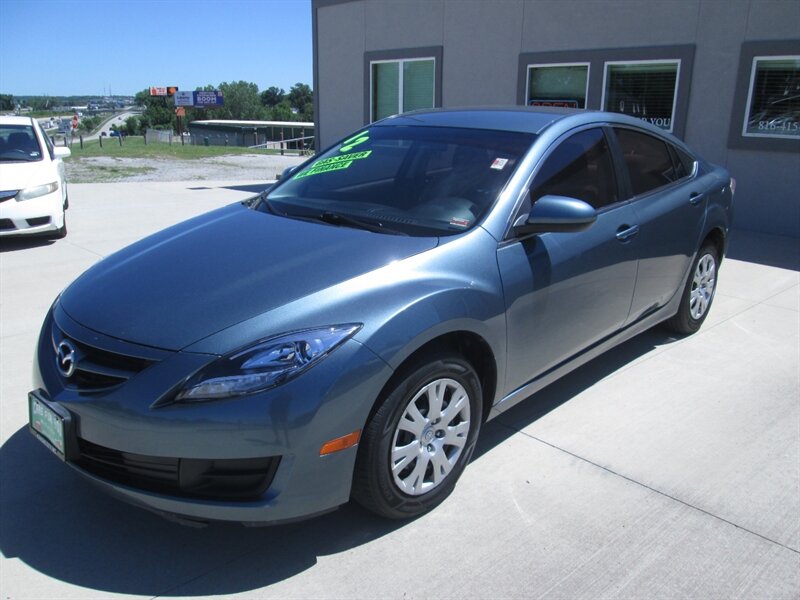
[30,108,734,525]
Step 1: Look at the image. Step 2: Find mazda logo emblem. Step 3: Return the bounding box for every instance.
[56,340,77,378]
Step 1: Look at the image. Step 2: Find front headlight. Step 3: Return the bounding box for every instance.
[175,324,362,402]
[18,181,59,201]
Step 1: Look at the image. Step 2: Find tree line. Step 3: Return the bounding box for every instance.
[125,81,313,135]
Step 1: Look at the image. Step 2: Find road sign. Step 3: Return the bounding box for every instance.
[71,115,78,130]
[175,107,186,117]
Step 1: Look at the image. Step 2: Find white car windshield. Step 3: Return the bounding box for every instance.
[0,124,43,162]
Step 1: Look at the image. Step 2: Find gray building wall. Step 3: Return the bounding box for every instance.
[313,0,800,237]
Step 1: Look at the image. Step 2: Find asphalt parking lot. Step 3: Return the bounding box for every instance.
[1,182,798,599]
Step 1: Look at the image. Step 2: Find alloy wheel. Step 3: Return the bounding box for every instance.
[689,253,716,320]
[390,377,471,496]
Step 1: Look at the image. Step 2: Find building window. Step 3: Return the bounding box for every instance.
[526,63,589,109]
[742,56,800,139]
[371,58,435,122]
[603,61,680,132]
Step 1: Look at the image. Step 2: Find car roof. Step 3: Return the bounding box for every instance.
[372,106,692,150]
[373,107,576,134]
[0,115,36,126]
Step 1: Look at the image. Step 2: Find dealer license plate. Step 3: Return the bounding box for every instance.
[29,392,66,459]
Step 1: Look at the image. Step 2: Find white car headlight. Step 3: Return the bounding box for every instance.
[175,324,362,402]
[18,181,59,201]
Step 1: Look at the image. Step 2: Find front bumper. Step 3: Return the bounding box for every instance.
[0,188,64,236]
[32,304,392,524]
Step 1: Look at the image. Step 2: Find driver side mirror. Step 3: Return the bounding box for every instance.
[276,165,299,181]
[513,194,597,235]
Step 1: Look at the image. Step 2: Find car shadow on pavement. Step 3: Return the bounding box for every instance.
[473,327,679,461]
[726,229,800,271]
[0,237,55,253]
[0,428,408,596]
[0,326,678,596]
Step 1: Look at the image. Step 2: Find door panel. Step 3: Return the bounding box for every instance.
[625,181,706,322]
[610,128,706,322]
[498,203,638,396]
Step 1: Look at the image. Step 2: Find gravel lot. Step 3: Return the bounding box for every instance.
[66,154,306,183]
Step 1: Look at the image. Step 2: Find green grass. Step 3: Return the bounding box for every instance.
[63,136,284,160]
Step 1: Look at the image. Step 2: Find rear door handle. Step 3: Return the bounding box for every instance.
[689,192,705,205]
[616,224,640,242]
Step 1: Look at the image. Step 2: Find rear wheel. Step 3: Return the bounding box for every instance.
[665,243,719,334]
[352,354,482,519]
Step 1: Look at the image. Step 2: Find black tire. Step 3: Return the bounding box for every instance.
[665,243,719,334]
[352,354,482,519]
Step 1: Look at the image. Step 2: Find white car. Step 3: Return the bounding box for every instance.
[0,116,70,238]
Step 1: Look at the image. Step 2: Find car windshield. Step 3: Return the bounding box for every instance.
[263,125,535,236]
[0,124,43,162]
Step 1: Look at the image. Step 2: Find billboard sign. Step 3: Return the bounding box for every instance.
[194,91,224,107]
[173,91,224,107]
[174,91,194,106]
[149,86,167,96]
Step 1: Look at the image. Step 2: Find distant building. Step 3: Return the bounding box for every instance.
[188,120,315,150]
[311,0,800,237]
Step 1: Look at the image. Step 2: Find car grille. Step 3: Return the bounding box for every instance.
[52,324,156,392]
[27,217,51,227]
[75,438,281,500]
[0,190,18,203]
[0,218,15,230]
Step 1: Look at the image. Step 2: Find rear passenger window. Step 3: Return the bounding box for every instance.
[614,128,681,196]
[530,128,618,209]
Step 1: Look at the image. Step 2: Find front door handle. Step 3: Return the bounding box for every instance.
[689,192,705,205]
[616,224,640,242]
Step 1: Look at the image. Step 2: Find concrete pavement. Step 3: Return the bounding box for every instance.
[0,182,798,599]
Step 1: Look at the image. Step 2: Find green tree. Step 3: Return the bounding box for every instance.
[288,83,312,111]
[135,88,176,130]
[260,86,285,107]
[0,94,15,110]
[269,100,294,122]
[124,115,141,135]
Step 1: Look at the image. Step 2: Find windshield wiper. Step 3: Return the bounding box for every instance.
[252,190,280,214]
[317,211,407,235]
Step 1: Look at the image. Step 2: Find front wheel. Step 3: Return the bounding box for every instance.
[352,355,482,519]
[665,243,719,334]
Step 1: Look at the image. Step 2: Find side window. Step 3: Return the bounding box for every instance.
[530,128,618,210]
[36,122,55,159]
[614,128,681,196]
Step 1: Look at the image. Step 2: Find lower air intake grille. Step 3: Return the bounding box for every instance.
[75,438,280,500]
[0,219,15,230]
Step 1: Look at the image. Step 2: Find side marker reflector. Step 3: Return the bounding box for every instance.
[320,430,361,456]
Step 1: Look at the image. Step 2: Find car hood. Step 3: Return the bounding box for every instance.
[0,160,53,191]
[59,202,438,351]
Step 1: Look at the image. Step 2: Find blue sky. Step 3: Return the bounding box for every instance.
[0,0,313,97]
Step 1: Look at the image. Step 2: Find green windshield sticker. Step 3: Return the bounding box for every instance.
[294,150,373,179]
[340,132,369,152]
